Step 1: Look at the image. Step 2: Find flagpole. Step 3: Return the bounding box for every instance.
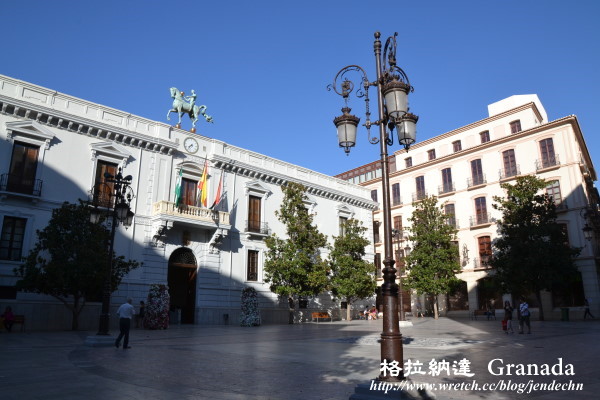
[211,171,224,210]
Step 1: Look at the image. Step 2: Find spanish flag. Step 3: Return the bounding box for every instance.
[197,160,208,207]
[211,172,224,209]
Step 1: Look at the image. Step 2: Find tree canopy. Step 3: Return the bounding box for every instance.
[404,195,461,319]
[14,201,140,330]
[329,218,376,320]
[491,175,580,320]
[264,182,329,315]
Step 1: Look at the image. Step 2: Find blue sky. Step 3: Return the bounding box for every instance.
[2,1,599,179]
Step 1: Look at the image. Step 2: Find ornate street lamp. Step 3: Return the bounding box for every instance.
[583,223,593,241]
[392,229,410,322]
[89,168,135,337]
[580,208,594,242]
[329,32,418,382]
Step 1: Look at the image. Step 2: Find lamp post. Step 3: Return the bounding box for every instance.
[392,229,411,322]
[580,208,594,242]
[89,167,135,336]
[329,32,418,382]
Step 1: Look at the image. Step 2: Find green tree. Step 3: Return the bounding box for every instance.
[329,219,376,321]
[264,182,329,323]
[491,175,580,320]
[405,195,461,319]
[14,201,140,330]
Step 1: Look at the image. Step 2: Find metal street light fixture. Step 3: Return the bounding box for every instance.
[88,167,135,337]
[329,31,418,382]
[583,223,593,241]
[392,229,411,323]
[580,208,595,242]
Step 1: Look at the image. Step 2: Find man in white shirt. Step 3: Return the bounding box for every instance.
[115,298,135,349]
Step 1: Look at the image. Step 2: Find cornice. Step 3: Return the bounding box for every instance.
[345,115,588,185]
[383,115,589,180]
[337,102,544,180]
[0,94,179,156]
[394,102,543,155]
[561,115,597,181]
[211,154,378,210]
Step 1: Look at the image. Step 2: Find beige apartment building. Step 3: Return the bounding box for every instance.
[336,95,600,320]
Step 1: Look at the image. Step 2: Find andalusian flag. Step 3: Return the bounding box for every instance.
[174,168,183,207]
[197,160,208,207]
[210,172,224,209]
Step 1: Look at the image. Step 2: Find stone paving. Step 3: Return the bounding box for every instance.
[0,316,599,399]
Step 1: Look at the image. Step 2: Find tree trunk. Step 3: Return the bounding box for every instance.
[71,296,80,330]
[346,298,352,321]
[288,297,294,324]
[536,291,544,321]
[433,299,439,320]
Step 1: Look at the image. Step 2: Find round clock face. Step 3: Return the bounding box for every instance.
[184,137,199,154]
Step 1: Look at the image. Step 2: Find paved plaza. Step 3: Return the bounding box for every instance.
[1,316,598,400]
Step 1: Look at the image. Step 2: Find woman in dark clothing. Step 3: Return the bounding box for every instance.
[503,301,514,334]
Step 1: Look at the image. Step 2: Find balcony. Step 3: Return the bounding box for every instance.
[438,182,456,196]
[89,189,115,209]
[0,173,43,197]
[499,165,521,181]
[245,220,270,236]
[473,256,493,270]
[152,201,230,227]
[412,191,428,202]
[535,154,561,171]
[470,213,493,228]
[467,174,486,189]
[445,217,459,229]
[555,200,569,212]
[391,196,403,207]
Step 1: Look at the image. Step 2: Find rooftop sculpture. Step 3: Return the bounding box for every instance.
[167,87,213,132]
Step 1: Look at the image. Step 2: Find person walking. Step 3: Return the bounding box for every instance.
[584,298,594,319]
[416,301,424,318]
[518,296,531,334]
[115,298,135,349]
[1,306,15,332]
[135,301,146,328]
[503,300,515,334]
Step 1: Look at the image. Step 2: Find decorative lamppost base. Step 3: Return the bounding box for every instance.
[349,380,436,399]
[83,335,116,347]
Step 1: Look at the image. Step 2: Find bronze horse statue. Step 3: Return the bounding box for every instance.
[167,87,213,130]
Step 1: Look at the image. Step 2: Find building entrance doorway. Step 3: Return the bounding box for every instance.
[168,248,197,324]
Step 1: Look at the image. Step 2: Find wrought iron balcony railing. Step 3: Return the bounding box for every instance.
[473,256,493,270]
[0,173,43,197]
[245,220,270,235]
[412,191,428,202]
[391,196,403,207]
[438,182,456,195]
[499,165,521,180]
[470,212,492,227]
[467,174,486,188]
[445,217,459,229]
[535,154,560,170]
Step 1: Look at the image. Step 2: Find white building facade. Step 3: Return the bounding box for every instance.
[0,75,376,330]
[337,95,600,320]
